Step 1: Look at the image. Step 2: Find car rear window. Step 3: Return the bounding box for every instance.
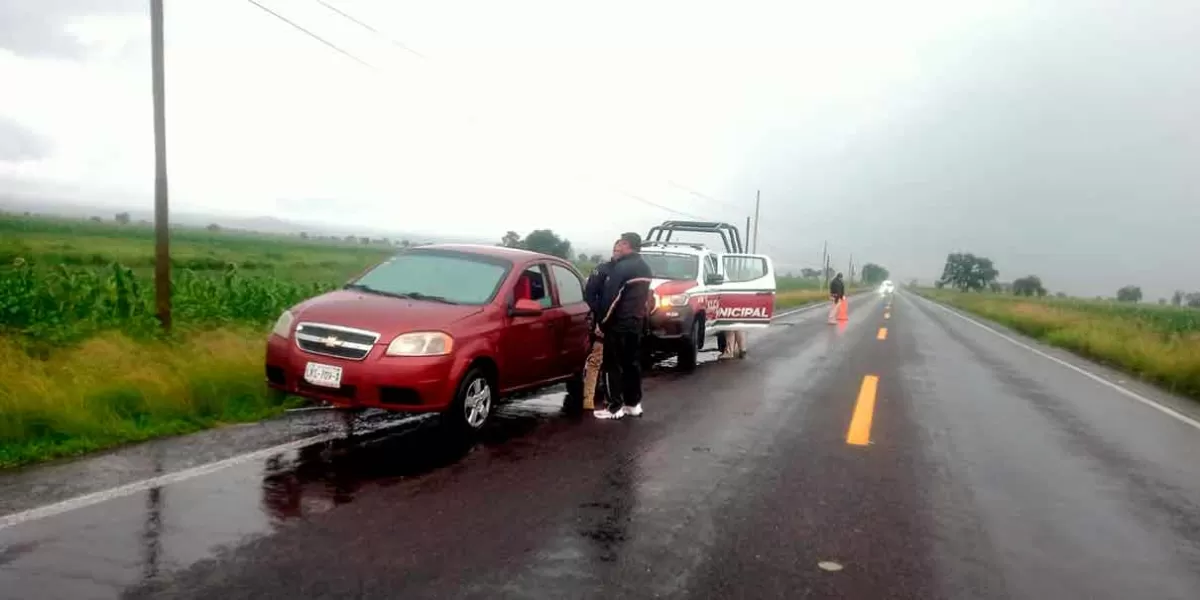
[642,252,699,280]
[350,251,510,305]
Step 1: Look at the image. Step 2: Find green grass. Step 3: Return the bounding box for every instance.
[918,289,1200,400]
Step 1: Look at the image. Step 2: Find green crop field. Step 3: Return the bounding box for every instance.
[919,289,1200,400]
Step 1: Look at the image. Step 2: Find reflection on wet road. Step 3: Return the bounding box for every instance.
[3,294,1200,599]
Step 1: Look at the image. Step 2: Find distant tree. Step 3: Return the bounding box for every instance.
[114,212,131,225]
[1158,298,1167,305]
[344,234,356,242]
[206,223,220,232]
[1012,275,1047,297]
[577,253,589,263]
[500,231,522,248]
[938,252,998,292]
[861,263,889,285]
[359,237,371,245]
[1186,292,1200,308]
[299,231,309,239]
[521,229,572,259]
[1116,285,1142,303]
[400,239,411,248]
[589,253,603,264]
[90,216,103,223]
[1055,292,1068,298]
[1171,290,1185,306]
[800,268,822,279]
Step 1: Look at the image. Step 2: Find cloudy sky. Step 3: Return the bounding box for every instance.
[1,0,1198,298]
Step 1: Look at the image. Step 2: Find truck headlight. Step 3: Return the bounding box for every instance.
[385,332,454,356]
[271,310,295,339]
[657,293,687,309]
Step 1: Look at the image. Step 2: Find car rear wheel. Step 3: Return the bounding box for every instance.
[444,368,493,432]
[563,370,584,414]
[677,318,702,373]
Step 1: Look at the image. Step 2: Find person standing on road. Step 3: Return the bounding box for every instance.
[580,251,617,411]
[827,272,845,324]
[593,232,653,420]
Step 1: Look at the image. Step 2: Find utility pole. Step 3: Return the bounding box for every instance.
[849,254,854,284]
[744,216,751,253]
[752,190,761,254]
[821,240,829,290]
[151,0,171,331]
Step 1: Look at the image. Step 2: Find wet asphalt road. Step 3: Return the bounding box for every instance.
[3,292,1200,599]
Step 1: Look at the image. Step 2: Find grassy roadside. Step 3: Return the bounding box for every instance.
[916,289,1200,401]
[0,328,303,468]
[775,287,869,310]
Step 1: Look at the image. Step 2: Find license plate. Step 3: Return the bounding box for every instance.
[304,362,343,388]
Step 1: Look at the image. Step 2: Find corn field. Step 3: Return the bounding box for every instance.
[0,260,338,342]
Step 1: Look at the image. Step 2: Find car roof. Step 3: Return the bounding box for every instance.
[413,243,568,263]
[640,243,710,256]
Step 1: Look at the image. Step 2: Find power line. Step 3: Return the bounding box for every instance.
[245,0,377,70]
[314,0,427,59]
[613,188,711,221]
[667,180,744,214]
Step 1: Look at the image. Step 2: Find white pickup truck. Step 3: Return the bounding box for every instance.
[638,221,777,371]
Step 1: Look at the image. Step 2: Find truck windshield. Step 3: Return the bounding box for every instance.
[642,252,699,280]
[347,251,510,305]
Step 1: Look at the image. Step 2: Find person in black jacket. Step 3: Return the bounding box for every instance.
[593,232,653,420]
[827,272,845,324]
[579,256,615,410]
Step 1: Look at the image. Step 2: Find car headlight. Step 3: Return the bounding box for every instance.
[655,293,688,309]
[385,332,454,356]
[271,310,295,339]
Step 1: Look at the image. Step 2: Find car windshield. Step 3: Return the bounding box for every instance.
[642,252,699,280]
[347,251,510,305]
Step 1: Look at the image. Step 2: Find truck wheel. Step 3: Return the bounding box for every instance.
[442,368,493,433]
[677,318,701,373]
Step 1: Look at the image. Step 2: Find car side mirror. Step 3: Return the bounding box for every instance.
[705,273,726,285]
[510,298,544,317]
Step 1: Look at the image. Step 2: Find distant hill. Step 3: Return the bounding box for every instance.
[0,193,488,245]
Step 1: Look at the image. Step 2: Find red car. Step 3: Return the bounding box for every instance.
[265,244,590,431]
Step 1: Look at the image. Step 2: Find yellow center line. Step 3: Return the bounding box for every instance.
[846,375,879,446]
[877,327,888,340]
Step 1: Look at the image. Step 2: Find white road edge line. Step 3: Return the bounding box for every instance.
[0,297,845,530]
[917,294,1200,432]
[0,416,425,531]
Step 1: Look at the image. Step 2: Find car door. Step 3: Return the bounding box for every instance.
[547,263,591,377]
[711,254,776,330]
[498,262,558,392]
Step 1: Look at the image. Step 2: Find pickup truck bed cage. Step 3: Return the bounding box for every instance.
[644,220,745,254]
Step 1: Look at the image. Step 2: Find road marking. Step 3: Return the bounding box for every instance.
[846,375,879,446]
[0,415,426,531]
[877,327,888,340]
[921,296,1200,432]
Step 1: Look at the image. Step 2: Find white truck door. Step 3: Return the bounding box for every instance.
[711,254,777,331]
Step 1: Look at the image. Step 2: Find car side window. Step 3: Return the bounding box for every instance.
[703,255,719,282]
[550,264,585,306]
[514,264,554,309]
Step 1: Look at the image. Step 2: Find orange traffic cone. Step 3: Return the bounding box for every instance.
[836,298,849,322]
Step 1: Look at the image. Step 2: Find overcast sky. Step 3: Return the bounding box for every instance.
[1,0,1198,298]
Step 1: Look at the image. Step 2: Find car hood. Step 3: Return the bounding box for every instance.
[292,289,484,339]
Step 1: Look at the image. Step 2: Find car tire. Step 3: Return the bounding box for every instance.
[677,318,701,373]
[443,367,494,433]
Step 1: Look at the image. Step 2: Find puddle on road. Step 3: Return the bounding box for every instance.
[0,354,737,599]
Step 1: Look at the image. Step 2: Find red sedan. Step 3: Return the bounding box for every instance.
[265,244,590,431]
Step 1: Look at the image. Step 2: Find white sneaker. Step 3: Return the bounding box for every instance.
[594,408,625,420]
[624,404,644,417]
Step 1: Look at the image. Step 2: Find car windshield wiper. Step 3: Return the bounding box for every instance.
[394,291,459,304]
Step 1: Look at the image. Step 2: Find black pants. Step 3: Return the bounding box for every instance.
[602,329,643,409]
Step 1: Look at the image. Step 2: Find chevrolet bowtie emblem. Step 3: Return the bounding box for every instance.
[322,336,341,347]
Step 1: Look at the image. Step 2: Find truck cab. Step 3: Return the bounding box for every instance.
[639,221,776,371]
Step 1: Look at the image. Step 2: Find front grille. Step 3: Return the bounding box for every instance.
[294,322,380,361]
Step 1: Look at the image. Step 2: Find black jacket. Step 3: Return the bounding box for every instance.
[830,276,845,300]
[584,260,614,317]
[598,253,653,332]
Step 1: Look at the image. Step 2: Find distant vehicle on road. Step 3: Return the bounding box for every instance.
[640,221,777,371]
[879,280,895,295]
[265,245,590,431]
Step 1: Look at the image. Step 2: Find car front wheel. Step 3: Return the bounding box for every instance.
[677,318,701,372]
[445,368,493,432]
